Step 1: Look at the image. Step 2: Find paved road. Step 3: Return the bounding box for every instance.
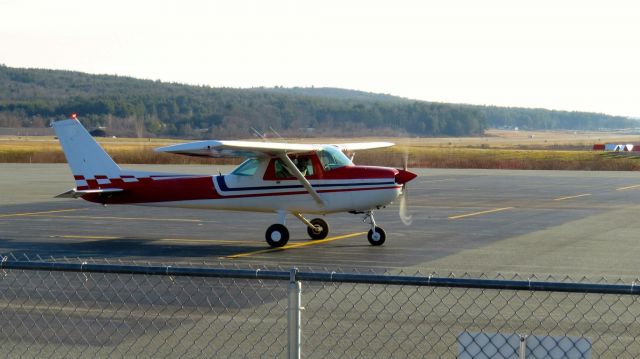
[2,164,640,278]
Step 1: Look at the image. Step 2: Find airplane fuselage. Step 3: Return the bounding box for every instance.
[78,165,403,215]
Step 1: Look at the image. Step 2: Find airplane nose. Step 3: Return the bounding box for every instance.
[395,169,417,185]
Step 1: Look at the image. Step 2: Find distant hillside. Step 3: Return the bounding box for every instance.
[0,65,635,138]
[251,87,408,102]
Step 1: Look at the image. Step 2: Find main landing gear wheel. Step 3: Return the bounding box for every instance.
[367,226,386,246]
[307,218,329,240]
[266,224,289,248]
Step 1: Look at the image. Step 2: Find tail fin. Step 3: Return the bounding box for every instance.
[52,116,121,188]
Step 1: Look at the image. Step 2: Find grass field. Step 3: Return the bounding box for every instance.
[3,130,640,170]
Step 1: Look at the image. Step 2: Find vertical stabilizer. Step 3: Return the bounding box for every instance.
[52,117,121,187]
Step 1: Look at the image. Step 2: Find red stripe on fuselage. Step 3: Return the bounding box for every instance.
[82,176,219,204]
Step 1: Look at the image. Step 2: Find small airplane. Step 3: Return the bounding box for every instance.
[52,114,417,248]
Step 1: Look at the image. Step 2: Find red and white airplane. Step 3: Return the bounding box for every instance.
[53,115,417,247]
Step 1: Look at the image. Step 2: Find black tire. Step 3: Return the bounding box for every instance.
[307,218,329,240]
[367,226,386,246]
[266,224,289,247]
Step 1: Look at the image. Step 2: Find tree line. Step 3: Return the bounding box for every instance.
[0,65,635,138]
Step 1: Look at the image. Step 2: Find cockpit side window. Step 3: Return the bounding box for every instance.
[273,156,315,179]
[274,159,292,179]
[293,156,314,176]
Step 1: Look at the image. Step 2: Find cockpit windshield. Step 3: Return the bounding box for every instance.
[232,158,259,176]
[318,146,352,171]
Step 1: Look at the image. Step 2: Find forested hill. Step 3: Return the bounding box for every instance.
[0,65,635,138]
[251,87,409,103]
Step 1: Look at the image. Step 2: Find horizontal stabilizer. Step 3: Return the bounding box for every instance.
[55,188,124,199]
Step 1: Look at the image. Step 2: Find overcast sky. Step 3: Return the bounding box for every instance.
[1,0,639,117]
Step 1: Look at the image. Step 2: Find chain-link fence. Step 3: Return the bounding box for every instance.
[0,258,639,358]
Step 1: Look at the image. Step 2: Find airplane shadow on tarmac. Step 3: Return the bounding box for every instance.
[0,236,267,263]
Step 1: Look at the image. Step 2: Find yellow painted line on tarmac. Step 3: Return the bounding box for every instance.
[227,232,366,259]
[0,208,85,218]
[31,214,202,223]
[448,207,514,220]
[616,184,640,191]
[553,193,592,201]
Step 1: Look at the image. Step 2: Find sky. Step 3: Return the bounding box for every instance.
[1,0,639,117]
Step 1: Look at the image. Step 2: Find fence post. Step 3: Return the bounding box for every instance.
[288,268,301,359]
[519,334,527,359]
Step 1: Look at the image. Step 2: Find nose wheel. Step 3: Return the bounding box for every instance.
[367,226,386,246]
[364,211,386,246]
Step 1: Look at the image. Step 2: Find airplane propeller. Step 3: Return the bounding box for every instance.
[397,147,413,226]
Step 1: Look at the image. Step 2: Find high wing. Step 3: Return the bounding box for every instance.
[155,140,394,158]
[155,140,321,158]
[333,142,394,151]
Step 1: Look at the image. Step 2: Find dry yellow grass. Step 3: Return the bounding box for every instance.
[3,132,640,171]
[0,137,225,165]
[356,147,640,171]
[282,129,640,149]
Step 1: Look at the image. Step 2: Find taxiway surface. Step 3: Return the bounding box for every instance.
[2,163,640,278]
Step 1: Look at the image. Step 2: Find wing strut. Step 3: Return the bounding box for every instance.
[278,153,325,207]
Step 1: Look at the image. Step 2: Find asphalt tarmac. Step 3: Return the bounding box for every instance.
[3,163,640,357]
[2,163,640,278]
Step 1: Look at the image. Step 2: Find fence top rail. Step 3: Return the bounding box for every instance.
[2,260,639,295]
